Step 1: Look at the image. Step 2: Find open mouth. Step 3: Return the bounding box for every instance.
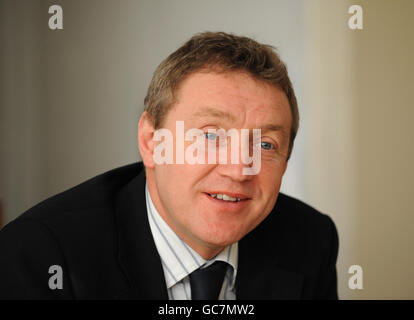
[205,192,249,203]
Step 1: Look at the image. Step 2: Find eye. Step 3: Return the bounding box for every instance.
[260,141,274,150]
[204,132,217,140]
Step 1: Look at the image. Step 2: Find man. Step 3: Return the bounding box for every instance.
[0,32,338,299]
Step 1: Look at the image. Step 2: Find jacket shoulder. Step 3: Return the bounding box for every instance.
[257,192,338,268]
[275,192,336,227]
[17,162,144,226]
[0,216,74,298]
[0,162,145,299]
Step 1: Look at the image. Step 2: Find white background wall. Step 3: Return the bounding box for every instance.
[1,0,413,299]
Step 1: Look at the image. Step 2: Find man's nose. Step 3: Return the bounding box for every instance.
[216,161,254,182]
[215,139,255,182]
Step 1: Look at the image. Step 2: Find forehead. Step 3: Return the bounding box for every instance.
[172,70,292,129]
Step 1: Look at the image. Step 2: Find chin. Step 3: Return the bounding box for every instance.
[197,225,245,248]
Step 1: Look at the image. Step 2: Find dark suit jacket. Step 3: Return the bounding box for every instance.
[0,162,339,299]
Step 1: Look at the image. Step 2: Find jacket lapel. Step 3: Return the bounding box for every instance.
[236,211,304,300]
[114,164,168,299]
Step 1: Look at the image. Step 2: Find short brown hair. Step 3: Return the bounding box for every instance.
[144,31,299,160]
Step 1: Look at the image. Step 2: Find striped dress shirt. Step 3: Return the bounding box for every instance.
[145,183,238,300]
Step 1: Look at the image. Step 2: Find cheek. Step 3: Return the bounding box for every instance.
[258,165,284,203]
[155,163,211,202]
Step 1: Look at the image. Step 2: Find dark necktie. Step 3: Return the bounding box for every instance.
[190,261,228,300]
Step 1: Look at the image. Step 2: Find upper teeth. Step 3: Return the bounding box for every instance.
[209,193,241,202]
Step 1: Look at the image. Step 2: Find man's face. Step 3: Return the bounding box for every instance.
[142,70,292,259]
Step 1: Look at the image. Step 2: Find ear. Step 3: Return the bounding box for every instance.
[138,111,156,169]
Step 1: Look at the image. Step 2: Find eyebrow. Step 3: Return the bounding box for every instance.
[192,106,237,122]
[192,106,288,137]
[261,124,288,136]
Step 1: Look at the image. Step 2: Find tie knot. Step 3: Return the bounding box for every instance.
[190,261,228,300]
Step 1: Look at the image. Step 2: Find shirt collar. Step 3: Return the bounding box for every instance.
[145,183,238,289]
